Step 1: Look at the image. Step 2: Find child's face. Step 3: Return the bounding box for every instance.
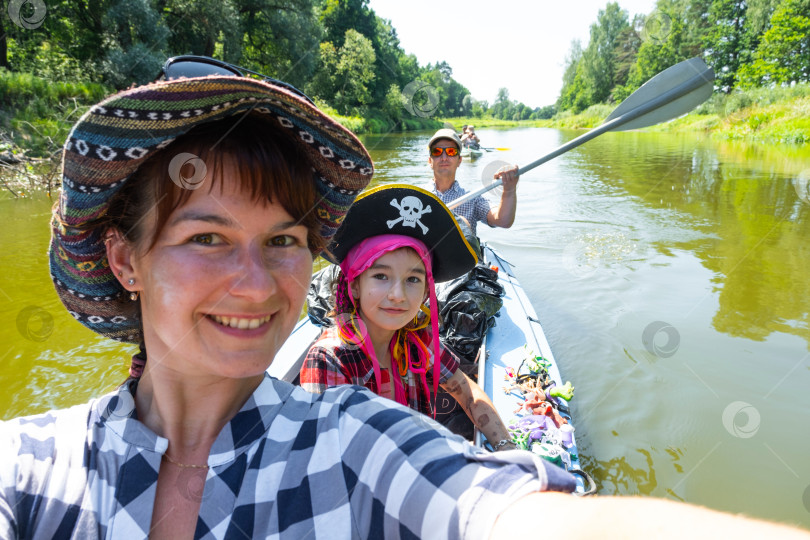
[350,248,427,336]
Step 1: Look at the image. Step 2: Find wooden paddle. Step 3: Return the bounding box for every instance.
[448,57,715,209]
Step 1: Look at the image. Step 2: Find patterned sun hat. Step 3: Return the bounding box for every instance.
[50,75,373,343]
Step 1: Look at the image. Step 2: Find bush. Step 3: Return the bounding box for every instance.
[0,70,110,158]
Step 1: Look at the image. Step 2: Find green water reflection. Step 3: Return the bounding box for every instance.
[572,133,810,347]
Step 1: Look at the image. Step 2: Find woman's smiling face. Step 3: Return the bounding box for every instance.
[124,157,314,379]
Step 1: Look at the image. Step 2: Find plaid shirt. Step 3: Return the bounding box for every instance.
[430,181,491,235]
[1,373,575,539]
[300,325,459,416]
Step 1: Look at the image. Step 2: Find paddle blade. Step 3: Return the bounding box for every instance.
[605,57,714,131]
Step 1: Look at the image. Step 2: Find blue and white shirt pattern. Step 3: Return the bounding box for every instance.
[430,181,491,236]
[1,373,575,539]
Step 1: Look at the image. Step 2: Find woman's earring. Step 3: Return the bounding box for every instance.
[126,277,138,300]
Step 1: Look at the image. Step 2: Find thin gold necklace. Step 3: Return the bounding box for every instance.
[162,452,209,469]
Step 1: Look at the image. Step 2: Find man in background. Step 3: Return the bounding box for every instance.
[427,128,519,236]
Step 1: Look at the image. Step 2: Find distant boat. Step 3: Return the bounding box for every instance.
[460,146,483,159]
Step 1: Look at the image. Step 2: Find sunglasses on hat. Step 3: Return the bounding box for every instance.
[430,146,460,157]
[158,55,315,105]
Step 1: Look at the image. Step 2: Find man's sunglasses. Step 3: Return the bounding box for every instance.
[158,55,314,105]
[430,146,460,157]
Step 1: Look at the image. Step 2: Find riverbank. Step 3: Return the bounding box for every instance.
[449,83,810,146]
[0,69,439,161]
[0,69,442,196]
[3,69,807,193]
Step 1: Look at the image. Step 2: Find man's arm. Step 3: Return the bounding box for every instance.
[486,165,519,228]
[441,370,515,450]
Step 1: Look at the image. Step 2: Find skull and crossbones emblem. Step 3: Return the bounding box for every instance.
[387,196,432,234]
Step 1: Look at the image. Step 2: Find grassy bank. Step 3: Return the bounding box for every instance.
[513,84,810,145]
[320,105,441,135]
[0,69,111,159]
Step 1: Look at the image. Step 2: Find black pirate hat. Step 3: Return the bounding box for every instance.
[327,184,478,282]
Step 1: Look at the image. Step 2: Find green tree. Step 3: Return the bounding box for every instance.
[557,3,630,110]
[704,0,749,92]
[382,83,406,122]
[319,0,398,105]
[397,53,420,87]
[312,29,376,113]
[737,0,810,86]
[320,0,376,48]
[161,0,240,59]
[612,14,644,90]
[369,16,405,106]
[236,0,321,87]
[0,17,7,69]
[42,0,113,67]
[492,87,510,118]
[622,1,689,97]
[581,2,631,104]
[557,40,584,110]
[746,0,783,36]
[100,0,169,87]
[471,99,488,117]
[461,94,473,116]
[681,0,714,57]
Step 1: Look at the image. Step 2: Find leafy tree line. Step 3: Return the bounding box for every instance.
[1,0,494,125]
[558,0,810,113]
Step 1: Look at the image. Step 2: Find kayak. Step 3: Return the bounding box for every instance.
[475,243,593,494]
[460,147,483,159]
[268,243,594,495]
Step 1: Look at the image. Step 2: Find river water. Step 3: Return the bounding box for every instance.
[2,127,810,529]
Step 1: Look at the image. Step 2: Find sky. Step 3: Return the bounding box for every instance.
[367,0,659,109]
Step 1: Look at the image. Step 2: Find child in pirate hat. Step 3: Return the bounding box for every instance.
[300,184,515,450]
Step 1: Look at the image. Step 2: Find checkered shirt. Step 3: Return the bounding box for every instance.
[430,181,491,236]
[300,325,459,416]
[1,373,576,539]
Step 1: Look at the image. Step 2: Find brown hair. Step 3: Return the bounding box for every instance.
[106,113,323,255]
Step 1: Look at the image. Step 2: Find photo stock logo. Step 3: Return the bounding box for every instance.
[8,0,46,29]
[721,401,760,439]
[480,160,510,199]
[794,169,810,205]
[803,484,810,513]
[562,240,599,278]
[641,9,673,44]
[176,468,211,503]
[168,152,207,190]
[16,305,54,342]
[100,391,135,423]
[332,313,368,352]
[401,81,440,118]
[642,320,680,358]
